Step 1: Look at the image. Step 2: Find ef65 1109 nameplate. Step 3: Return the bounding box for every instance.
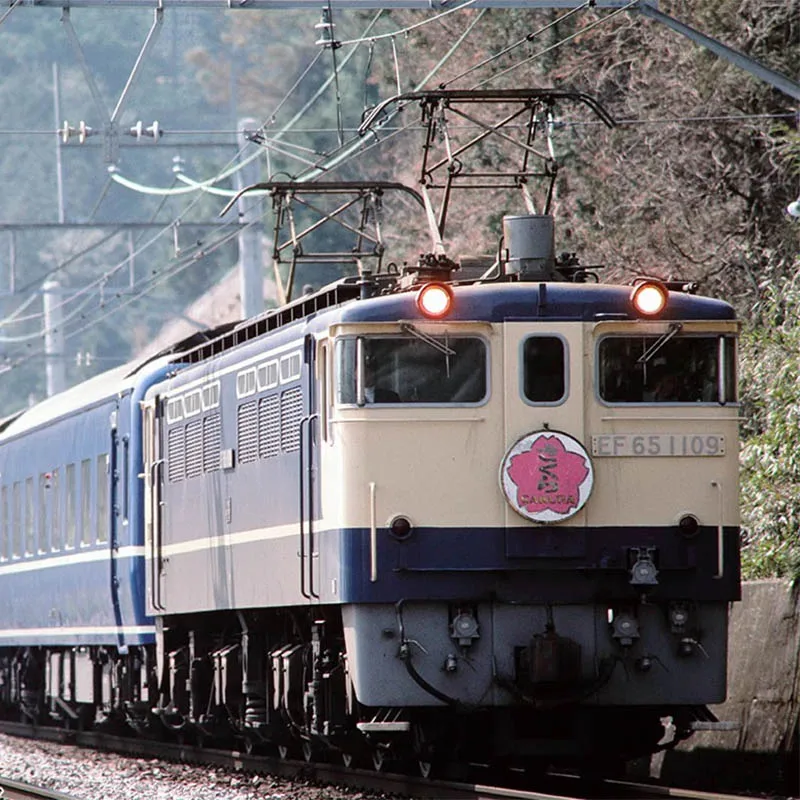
[591,434,725,457]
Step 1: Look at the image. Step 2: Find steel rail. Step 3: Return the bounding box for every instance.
[0,720,773,800]
[0,776,83,800]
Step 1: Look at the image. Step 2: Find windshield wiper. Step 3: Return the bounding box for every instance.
[400,323,456,356]
[636,322,683,364]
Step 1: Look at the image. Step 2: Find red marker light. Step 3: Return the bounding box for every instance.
[416,283,453,318]
[631,281,668,317]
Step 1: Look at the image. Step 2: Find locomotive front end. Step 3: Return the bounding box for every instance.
[328,276,740,766]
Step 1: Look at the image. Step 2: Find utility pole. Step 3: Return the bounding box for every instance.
[53,63,66,225]
[42,280,66,397]
[235,118,265,320]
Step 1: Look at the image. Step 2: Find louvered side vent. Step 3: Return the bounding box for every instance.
[280,387,303,453]
[203,413,221,472]
[238,401,259,464]
[167,426,185,483]
[186,420,203,479]
[259,395,280,459]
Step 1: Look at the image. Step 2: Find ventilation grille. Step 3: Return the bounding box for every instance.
[167,427,185,483]
[281,388,303,453]
[203,413,221,472]
[185,421,203,479]
[238,401,259,464]
[259,395,281,459]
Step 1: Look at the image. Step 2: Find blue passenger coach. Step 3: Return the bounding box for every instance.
[0,352,190,723]
[0,355,177,652]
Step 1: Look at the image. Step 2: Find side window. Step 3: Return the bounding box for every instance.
[11,481,21,559]
[523,336,566,403]
[122,439,129,525]
[51,468,61,552]
[0,485,7,562]
[38,473,48,553]
[65,464,76,550]
[80,459,92,547]
[97,454,109,545]
[24,477,34,557]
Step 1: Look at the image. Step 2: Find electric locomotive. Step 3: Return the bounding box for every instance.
[135,208,739,771]
[0,88,741,777]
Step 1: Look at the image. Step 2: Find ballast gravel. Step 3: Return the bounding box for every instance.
[0,733,384,800]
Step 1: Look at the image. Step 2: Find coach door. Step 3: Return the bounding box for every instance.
[142,397,165,612]
[501,323,590,537]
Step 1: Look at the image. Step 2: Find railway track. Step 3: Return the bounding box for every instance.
[0,778,83,800]
[0,720,771,800]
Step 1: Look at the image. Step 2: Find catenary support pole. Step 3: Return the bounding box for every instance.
[235,118,265,320]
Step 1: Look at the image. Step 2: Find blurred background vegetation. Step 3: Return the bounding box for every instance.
[0,0,798,577]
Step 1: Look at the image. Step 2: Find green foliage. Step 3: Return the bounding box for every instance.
[740,271,800,581]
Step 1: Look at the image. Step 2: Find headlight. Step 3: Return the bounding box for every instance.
[416,282,453,318]
[631,280,668,317]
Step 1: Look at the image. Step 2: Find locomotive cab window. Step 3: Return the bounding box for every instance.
[523,336,566,403]
[336,334,488,406]
[598,334,736,404]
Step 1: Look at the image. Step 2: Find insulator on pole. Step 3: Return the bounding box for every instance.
[59,121,74,143]
[78,121,93,143]
[314,7,338,48]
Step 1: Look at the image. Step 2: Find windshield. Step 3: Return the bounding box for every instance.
[598,334,736,404]
[336,334,488,405]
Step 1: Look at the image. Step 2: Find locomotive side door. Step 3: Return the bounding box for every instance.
[501,322,589,535]
[298,333,321,601]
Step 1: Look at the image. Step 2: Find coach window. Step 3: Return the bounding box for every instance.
[24,477,34,557]
[38,473,48,554]
[51,468,61,552]
[97,454,109,545]
[0,485,7,561]
[121,439,129,526]
[335,335,488,405]
[598,334,737,404]
[65,464,76,549]
[523,336,566,403]
[11,481,21,559]
[80,459,92,547]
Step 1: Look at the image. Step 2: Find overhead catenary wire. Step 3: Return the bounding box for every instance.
[0,174,230,336]
[0,229,131,327]
[0,0,22,30]
[0,13,390,365]
[3,3,486,346]
[472,0,640,89]
[0,217,258,372]
[334,0,477,47]
[3,0,766,378]
[0,6,481,364]
[7,95,782,339]
[441,0,593,88]
[5,108,793,142]
[108,11,384,199]
[297,6,488,182]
